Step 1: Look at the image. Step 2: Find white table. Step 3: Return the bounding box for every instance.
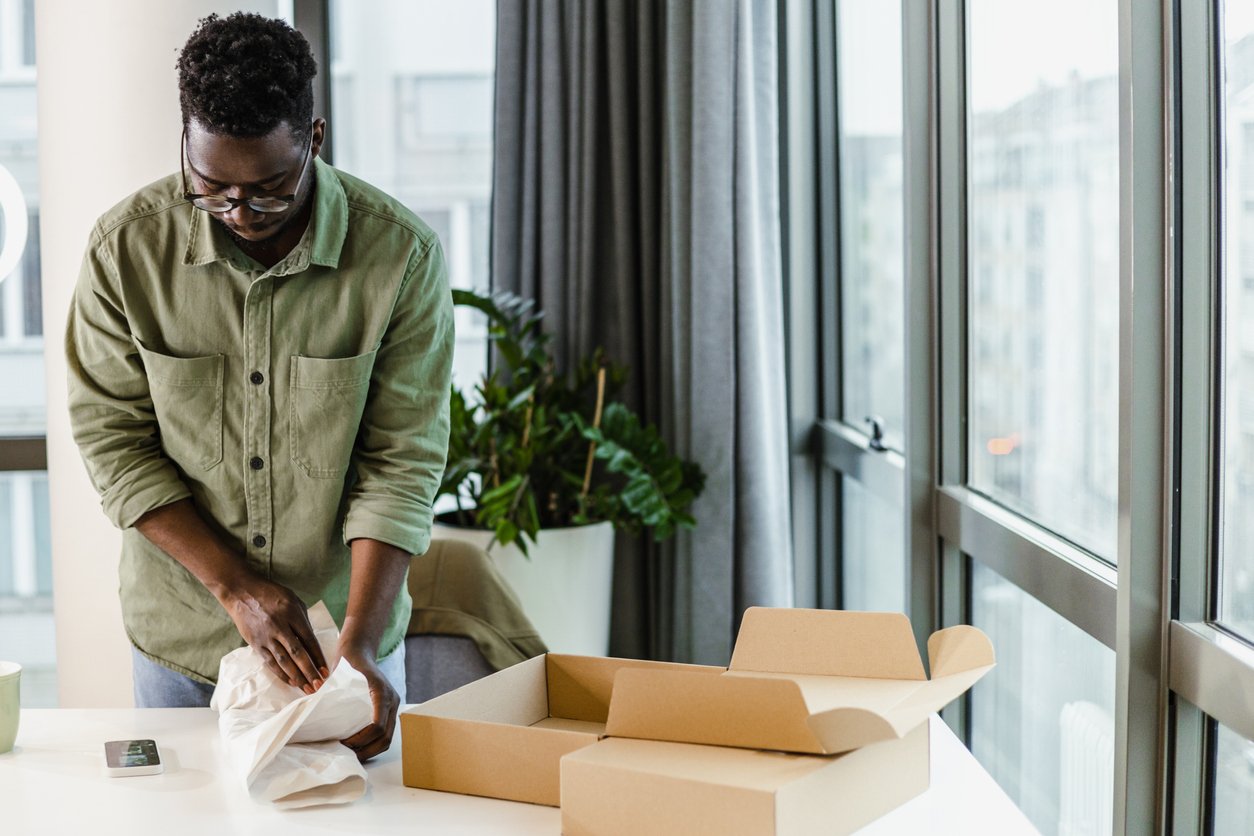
[0,710,1037,835]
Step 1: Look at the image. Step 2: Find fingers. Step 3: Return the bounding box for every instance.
[341,680,399,762]
[290,612,330,680]
[284,631,326,693]
[268,642,315,694]
[341,724,385,760]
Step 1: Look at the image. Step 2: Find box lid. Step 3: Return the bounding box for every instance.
[604,607,994,754]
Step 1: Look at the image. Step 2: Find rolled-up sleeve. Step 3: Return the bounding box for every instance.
[342,236,454,556]
[65,227,191,529]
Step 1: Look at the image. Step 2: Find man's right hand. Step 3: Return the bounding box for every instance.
[219,575,330,694]
[134,499,329,694]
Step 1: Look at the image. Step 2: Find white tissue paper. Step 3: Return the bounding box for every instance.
[210,601,374,808]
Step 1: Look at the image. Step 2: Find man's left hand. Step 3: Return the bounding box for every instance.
[336,644,400,763]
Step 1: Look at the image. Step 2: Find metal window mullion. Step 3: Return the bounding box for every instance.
[1172,0,1223,831]
[902,0,939,656]
[934,0,968,739]
[817,420,905,508]
[813,0,842,612]
[780,0,824,611]
[1169,621,1254,742]
[1115,0,1175,831]
[936,486,1118,649]
[0,437,46,471]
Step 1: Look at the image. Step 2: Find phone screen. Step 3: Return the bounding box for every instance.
[105,739,160,768]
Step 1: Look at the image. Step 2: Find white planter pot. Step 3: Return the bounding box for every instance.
[430,520,616,657]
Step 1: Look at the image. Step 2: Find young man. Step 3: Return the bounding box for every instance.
[65,13,453,762]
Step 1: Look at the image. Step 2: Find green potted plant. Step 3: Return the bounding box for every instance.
[433,289,706,655]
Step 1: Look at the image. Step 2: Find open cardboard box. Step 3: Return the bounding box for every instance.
[603,606,996,754]
[559,608,994,835]
[399,653,719,806]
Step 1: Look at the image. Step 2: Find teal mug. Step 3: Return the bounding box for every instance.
[0,661,20,754]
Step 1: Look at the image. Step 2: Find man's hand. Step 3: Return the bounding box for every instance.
[336,643,400,762]
[220,574,329,694]
[133,499,329,693]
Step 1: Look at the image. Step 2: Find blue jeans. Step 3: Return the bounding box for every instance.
[131,640,408,708]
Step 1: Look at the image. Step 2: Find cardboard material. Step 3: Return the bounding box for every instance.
[605,607,995,755]
[399,653,720,806]
[561,720,931,836]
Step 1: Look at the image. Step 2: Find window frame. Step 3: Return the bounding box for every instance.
[785,0,1254,831]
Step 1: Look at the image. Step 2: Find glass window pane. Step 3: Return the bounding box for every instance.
[966,0,1120,560]
[0,20,42,437]
[0,471,57,707]
[971,561,1116,835]
[1213,721,1254,834]
[0,0,53,707]
[836,0,904,449]
[1221,1,1254,639]
[328,0,494,394]
[840,476,904,612]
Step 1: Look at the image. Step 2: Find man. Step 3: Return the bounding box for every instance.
[65,12,453,763]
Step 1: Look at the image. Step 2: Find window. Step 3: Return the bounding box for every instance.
[970,562,1115,834]
[785,0,1253,829]
[966,0,1120,562]
[809,0,909,615]
[1212,723,1254,832]
[0,0,52,707]
[0,0,35,79]
[837,0,904,450]
[328,0,495,396]
[959,5,1120,828]
[1221,2,1254,641]
[396,75,493,146]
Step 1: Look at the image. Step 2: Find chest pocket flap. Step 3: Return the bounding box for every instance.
[289,348,379,479]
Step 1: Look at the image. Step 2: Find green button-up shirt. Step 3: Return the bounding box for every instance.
[65,158,454,684]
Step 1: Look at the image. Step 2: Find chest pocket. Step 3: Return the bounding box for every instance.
[135,341,225,472]
[290,349,378,479]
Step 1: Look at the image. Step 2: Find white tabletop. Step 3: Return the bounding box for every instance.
[0,709,1037,835]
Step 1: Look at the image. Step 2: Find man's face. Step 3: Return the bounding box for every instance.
[183,119,322,244]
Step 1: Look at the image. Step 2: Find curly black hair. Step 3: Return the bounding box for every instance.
[176,12,317,140]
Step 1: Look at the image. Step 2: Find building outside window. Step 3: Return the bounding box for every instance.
[964,1,1120,832]
[0,0,55,707]
[328,0,494,397]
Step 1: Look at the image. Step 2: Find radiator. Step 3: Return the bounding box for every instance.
[1059,700,1115,836]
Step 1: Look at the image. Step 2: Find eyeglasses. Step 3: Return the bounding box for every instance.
[180,126,312,214]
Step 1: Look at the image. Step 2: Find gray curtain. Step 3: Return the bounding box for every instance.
[491,0,793,665]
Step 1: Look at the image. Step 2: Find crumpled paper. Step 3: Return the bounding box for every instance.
[210,601,373,808]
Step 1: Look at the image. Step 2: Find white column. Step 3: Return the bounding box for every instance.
[37,0,278,707]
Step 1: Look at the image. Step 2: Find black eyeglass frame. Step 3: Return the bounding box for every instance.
[180,125,314,214]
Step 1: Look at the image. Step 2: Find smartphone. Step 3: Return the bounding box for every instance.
[103,739,164,777]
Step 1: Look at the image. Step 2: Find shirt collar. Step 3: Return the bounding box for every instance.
[182,156,348,272]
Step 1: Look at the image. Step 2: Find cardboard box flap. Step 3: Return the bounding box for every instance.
[870,665,994,744]
[410,654,548,724]
[927,624,996,678]
[606,667,827,754]
[729,608,927,680]
[545,654,723,723]
[803,707,899,753]
[605,611,996,755]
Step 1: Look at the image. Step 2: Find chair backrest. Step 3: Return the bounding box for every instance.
[404,538,548,703]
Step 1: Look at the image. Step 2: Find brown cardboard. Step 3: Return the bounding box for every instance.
[561,719,931,836]
[604,607,995,755]
[399,653,720,806]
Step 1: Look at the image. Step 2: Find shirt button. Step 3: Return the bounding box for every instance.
[252,535,266,548]
[250,456,264,470]
[249,371,264,385]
